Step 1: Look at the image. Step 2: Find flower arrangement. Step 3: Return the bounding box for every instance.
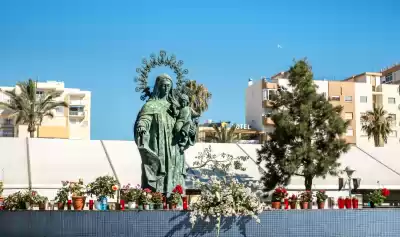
[69,178,86,197]
[190,176,264,237]
[170,184,183,205]
[120,184,141,203]
[299,190,313,203]
[288,194,298,203]
[367,188,390,206]
[139,188,152,205]
[55,181,70,204]
[152,192,163,205]
[315,190,328,203]
[271,186,288,202]
[87,175,119,199]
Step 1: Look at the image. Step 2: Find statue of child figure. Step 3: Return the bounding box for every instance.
[174,94,200,153]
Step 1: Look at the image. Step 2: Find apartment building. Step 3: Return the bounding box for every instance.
[380,63,400,84]
[0,81,91,139]
[245,72,400,145]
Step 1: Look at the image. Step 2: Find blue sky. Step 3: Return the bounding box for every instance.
[0,0,399,140]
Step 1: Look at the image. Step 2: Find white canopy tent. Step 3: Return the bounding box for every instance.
[0,138,400,200]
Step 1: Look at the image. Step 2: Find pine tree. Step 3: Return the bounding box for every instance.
[256,59,350,191]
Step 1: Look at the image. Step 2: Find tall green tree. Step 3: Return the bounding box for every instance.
[360,106,393,147]
[0,79,68,138]
[184,80,212,114]
[256,60,350,191]
[204,123,239,143]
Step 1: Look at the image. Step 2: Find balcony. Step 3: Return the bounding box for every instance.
[69,111,85,117]
[69,100,86,106]
[263,116,274,126]
[263,100,274,108]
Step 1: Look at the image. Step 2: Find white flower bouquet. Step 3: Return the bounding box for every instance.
[190,176,264,236]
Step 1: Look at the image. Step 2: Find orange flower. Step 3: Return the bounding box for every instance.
[112,185,119,191]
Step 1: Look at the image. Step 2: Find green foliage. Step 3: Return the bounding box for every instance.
[120,184,141,202]
[299,190,313,203]
[0,181,3,196]
[361,106,393,147]
[0,79,68,137]
[367,189,386,205]
[204,123,239,143]
[54,181,70,204]
[69,178,87,197]
[315,190,328,203]
[257,59,350,191]
[87,175,119,199]
[151,192,163,204]
[184,80,212,114]
[4,191,27,210]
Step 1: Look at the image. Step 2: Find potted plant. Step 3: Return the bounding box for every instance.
[87,175,119,211]
[152,192,163,210]
[3,191,27,210]
[299,190,312,209]
[169,185,183,210]
[55,181,69,210]
[271,187,287,209]
[37,195,48,210]
[288,194,298,209]
[367,188,390,208]
[139,188,152,210]
[23,189,40,210]
[120,184,141,209]
[69,178,87,210]
[315,190,328,209]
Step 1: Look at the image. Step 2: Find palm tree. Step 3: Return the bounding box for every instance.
[360,106,393,147]
[205,123,239,143]
[184,80,212,114]
[0,79,68,138]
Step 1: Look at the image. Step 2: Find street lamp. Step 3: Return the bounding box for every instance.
[344,166,356,197]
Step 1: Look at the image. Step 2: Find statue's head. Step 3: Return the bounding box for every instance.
[152,74,173,99]
[179,94,189,107]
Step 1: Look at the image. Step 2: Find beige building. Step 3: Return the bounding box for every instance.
[246,70,400,146]
[0,81,91,140]
[380,63,400,84]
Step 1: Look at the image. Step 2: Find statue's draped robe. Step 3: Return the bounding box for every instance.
[134,99,186,194]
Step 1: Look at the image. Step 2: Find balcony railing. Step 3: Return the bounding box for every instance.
[69,111,85,117]
[69,100,86,106]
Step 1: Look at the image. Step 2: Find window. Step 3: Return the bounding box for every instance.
[388,97,396,104]
[344,112,353,120]
[360,96,367,103]
[4,119,12,125]
[330,96,340,101]
[389,114,396,125]
[344,96,352,102]
[262,89,267,100]
[267,89,276,100]
[385,73,393,83]
[346,127,353,136]
[389,131,397,137]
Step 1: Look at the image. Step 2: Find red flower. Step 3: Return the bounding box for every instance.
[31,191,37,196]
[172,185,183,194]
[381,188,390,197]
[143,188,152,193]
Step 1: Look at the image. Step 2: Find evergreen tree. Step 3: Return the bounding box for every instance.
[256,60,350,191]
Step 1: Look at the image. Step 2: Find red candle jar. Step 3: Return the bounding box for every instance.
[284,198,289,209]
[338,198,344,209]
[67,200,72,210]
[182,196,188,210]
[89,200,94,210]
[163,196,167,210]
[345,198,352,209]
[352,198,359,209]
[120,200,125,210]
